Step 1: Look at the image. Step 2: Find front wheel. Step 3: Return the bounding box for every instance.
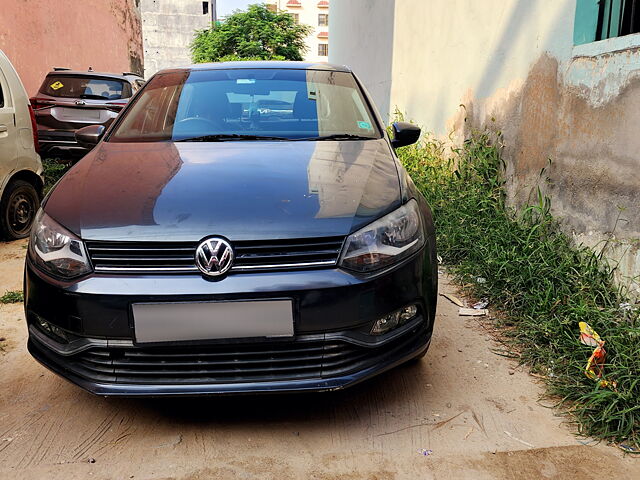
[0,180,40,240]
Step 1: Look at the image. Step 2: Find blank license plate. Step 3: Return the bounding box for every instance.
[132,300,294,344]
[57,107,101,120]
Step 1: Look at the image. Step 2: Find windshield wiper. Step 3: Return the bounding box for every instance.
[294,134,375,141]
[175,134,290,142]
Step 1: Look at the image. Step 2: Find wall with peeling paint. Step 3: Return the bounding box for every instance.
[330,0,640,294]
[0,0,143,95]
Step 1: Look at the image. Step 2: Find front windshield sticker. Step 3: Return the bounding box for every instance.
[236,79,255,84]
[50,81,64,90]
[358,121,372,130]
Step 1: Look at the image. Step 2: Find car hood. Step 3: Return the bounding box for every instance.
[44,139,401,241]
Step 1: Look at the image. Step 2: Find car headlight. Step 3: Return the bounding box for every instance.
[339,199,424,272]
[29,210,91,279]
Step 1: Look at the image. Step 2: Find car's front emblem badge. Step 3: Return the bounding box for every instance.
[195,238,234,277]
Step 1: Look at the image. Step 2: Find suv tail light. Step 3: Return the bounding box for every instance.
[29,97,44,111]
[28,103,40,153]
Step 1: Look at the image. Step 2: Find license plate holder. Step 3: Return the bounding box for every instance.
[132,299,294,344]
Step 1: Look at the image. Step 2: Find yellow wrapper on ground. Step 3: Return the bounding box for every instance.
[578,322,617,390]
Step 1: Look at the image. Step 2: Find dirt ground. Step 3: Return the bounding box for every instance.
[0,239,638,479]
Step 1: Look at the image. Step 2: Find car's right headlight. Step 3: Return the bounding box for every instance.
[339,199,424,273]
[29,210,92,279]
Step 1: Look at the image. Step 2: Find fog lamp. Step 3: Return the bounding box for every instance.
[35,315,69,343]
[371,305,419,335]
[399,305,418,323]
[371,312,400,335]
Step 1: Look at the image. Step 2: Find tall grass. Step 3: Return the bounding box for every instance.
[398,128,640,448]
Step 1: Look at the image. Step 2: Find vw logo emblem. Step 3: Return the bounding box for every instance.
[195,237,234,277]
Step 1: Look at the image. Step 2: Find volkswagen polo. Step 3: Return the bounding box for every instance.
[25,62,437,396]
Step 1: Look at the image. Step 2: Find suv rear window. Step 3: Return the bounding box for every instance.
[40,75,132,100]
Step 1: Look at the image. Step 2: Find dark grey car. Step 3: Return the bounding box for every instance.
[25,62,437,396]
[30,69,145,156]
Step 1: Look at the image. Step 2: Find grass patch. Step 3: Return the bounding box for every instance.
[0,290,24,304]
[43,158,73,194]
[398,128,640,447]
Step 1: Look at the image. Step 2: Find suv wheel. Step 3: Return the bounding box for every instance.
[0,180,40,240]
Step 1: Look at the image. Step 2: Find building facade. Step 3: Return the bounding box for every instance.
[140,0,214,77]
[0,0,143,95]
[330,0,640,294]
[269,0,330,63]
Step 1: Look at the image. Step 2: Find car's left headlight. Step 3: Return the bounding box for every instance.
[339,199,424,273]
[29,210,92,279]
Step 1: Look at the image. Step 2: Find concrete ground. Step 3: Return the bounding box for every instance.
[0,239,638,479]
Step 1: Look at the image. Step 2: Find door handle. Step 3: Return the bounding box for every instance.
[0,125,7,132]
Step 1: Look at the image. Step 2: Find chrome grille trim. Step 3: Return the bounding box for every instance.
[85,237,345,274]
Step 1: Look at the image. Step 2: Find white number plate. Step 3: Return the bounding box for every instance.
[132,300,294,344]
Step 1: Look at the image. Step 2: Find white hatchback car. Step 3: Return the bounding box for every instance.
[0,49,43,239]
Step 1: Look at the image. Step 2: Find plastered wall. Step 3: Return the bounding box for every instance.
[330,0,640,293]
[0,0,143,95]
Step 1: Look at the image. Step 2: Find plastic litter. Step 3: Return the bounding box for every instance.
[459,308,487,316]
[578,322,617,390]
[472,299,489,309]
[617,443,639,454]
[476,277,487,284]
[619,302,636,312]
[417,449,433,456]
[440,293,464,307]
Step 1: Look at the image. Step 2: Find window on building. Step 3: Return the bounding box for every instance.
[574,0,640,44]
[290,13,300,24]
[318,14,329,26]
[202,1,209,15]
[318,43,328,57]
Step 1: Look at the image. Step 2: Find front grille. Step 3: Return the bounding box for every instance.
[85,237,345,274]
[51,325,426,385]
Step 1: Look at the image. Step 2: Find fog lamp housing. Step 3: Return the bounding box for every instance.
[34,314,69,343]
[371,304,419,335]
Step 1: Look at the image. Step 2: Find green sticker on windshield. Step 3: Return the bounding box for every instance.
[357,121,372,130]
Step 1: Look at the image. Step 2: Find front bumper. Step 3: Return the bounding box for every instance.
[24,251,436,396]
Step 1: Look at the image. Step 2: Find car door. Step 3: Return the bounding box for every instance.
[0,65,18,186]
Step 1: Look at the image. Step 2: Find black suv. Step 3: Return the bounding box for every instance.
[30,69,145,156]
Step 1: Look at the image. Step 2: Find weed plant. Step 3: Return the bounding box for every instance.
[397,127,640,448]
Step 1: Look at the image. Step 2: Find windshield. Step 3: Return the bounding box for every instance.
[40,75,131,100]
[108,68,381,142]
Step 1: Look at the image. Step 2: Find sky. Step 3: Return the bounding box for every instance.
[217,0,253,18]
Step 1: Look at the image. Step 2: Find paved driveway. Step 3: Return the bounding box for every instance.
[0,239,637,479]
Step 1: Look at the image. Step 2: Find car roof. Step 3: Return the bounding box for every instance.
[158,61,352,74]
[45,70,143,81]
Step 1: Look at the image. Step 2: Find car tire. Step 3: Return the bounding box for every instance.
[0,179,40,240]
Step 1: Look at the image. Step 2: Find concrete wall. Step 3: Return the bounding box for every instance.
[330,0,640,294]
[0,0,143,96]
[140,0,212,77]
[329,0,395,120]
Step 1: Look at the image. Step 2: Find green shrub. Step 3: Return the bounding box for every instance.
[398,127,640,448]
[0,290,23,304]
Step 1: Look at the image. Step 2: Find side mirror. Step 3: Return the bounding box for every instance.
[75,125,106,149]
[391,122,421,149]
